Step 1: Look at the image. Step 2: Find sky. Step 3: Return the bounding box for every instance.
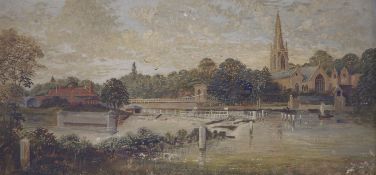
[0,0,375,84]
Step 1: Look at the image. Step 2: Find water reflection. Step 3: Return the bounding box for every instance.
[249,135,254,148]
[198,149,206,168]
[158,111,375,167]
[204,112,375,157]
[277,124,283,139]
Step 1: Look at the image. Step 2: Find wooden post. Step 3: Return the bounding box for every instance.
[249,120,254,135]
[20,138,30,170]
[224,107,229,118]
[252,111,257,121]
[107,111,117,134]
[199,126,206,151]
[281,112,284,120]
[292,115,296,128]
[320,102,325,116]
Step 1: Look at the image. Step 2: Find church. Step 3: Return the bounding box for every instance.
[269,12,360,95]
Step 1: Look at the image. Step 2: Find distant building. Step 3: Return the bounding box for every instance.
[269,12,360,94]
[46,83,99,105]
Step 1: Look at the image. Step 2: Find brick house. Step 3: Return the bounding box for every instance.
[45,83,99,106]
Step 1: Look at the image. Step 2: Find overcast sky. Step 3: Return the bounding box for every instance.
[0,0,375,84]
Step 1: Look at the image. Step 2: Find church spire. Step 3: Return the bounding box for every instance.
[270,11,289,72]
[274,11,285,50]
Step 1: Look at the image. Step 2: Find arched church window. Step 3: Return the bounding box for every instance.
[295,83,299,93]
[315,74,325,93]
[281,57,285,70]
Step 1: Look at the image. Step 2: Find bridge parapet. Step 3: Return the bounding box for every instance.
[130,97,195,103]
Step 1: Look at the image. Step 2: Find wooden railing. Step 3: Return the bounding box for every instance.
[129,97,195,103]
[129,94,220,104]
[179,110,229,119]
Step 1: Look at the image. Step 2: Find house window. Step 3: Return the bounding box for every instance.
[337,91,341,96]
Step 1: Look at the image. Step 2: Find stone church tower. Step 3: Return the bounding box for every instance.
[270,12,289,72]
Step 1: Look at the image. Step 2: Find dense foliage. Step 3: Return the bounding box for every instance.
[208,58,280,104]
[302,50,362,74]
[0,29,44,89]
[208,58,252,104]
[100,78,129,110]
[119,59,217,98]
[0,29,43,173]
[353,48,376,115]
[1,126,221,175]
[119,58,279,104]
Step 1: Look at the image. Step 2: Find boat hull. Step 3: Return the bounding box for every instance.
[318,114,334,119]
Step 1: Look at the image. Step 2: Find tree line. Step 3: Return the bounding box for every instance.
[2,28,375,111]
[120,58,281,105]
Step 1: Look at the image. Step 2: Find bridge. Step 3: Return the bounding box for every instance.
[127,94,216,111]
[129,96,196,104]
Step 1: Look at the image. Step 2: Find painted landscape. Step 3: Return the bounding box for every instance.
[0,0,375,175]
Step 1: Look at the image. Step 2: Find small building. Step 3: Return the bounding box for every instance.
[46,83,99,106]
[23,97,41,108]
[124,104,143,114]
[193,83,208,103]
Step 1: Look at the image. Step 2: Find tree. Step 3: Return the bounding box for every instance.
[0,28,44,88]
[176,129,188,143]
[26,128,72,174]
[251,67,273,102]
[0,29,44,103]
[197,58,217,83]
[208,58,252,104]
[307,50,334,73]
[354,48,376,113]
[101,78,129,110]
[131,62,137,79]
[342,53,359,68]
[0,29,43,173]
[66,76,80,87]
[333,53,362,73]
[309,50,334,65]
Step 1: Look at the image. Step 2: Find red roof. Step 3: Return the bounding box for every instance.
[47,86,97,97]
